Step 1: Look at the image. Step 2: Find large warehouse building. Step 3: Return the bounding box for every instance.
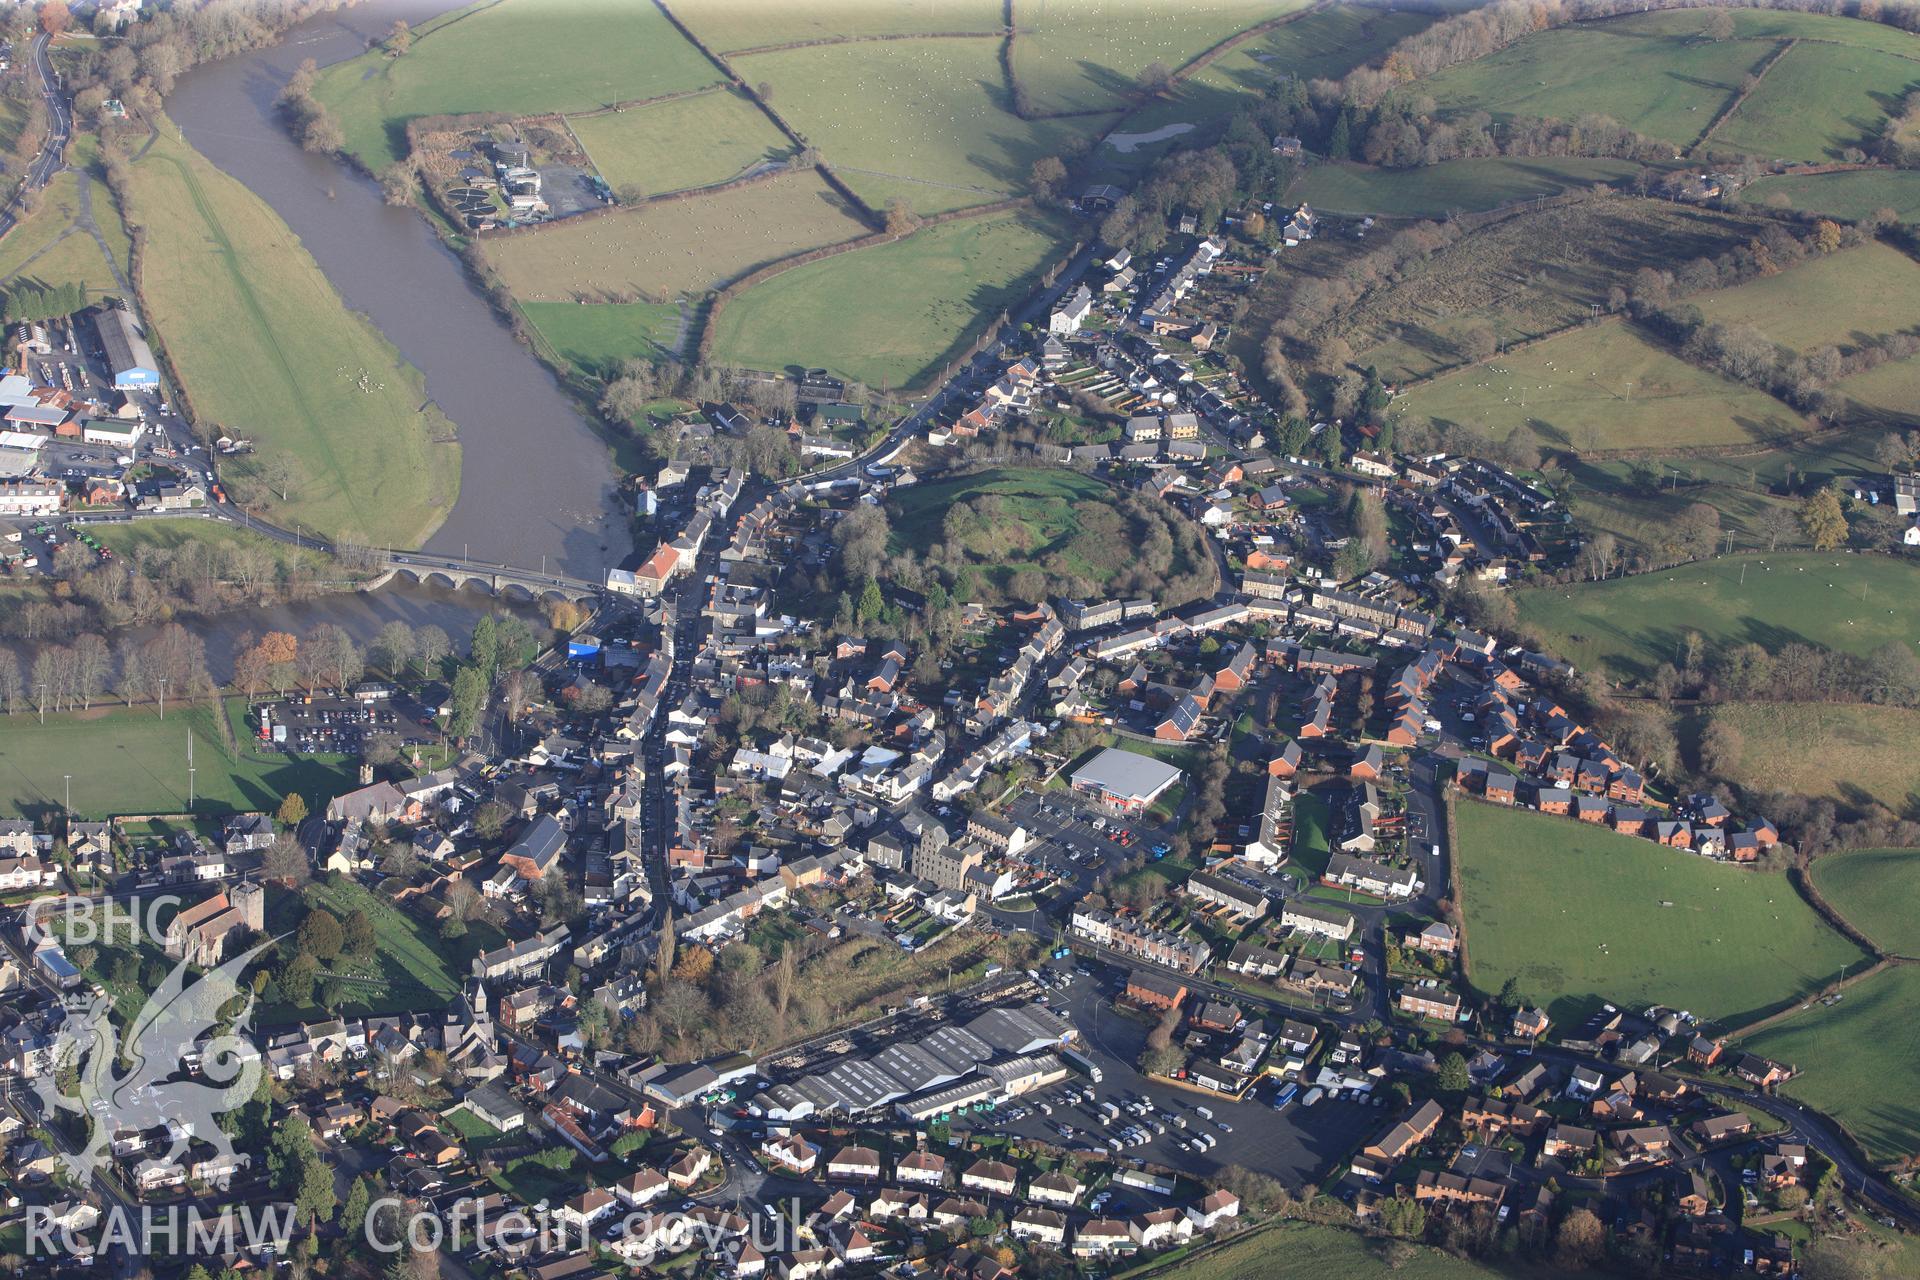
[98,308,160,390]
[755,1002,1076,1122]
[1070,746,1184,814]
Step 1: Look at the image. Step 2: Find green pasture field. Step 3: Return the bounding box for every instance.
[1613,6,1920,52]
[567,89,793,197]
[1514,551,1920,681]
[1389,320,1804,452]
[91,518,346,577]
[128,124,459,548]
[1694,703,1920,820]
[887,466,1129,592]
[1138,1221,1530,1280]
[1455,801,1864,1026]
[1811,849,1920,957]
[672,0,1004,52]
[1711,39,1920,161]
[1289,158,1645,218]
[1116,7,1435,140]
[1008,0,1297,117]
[1417,23,1764,148]
[315,0,722,169]
[706,208,1072,387]
[734,37,1104,216]
[1833,355,1920,428]
[484,169,872,301]
[0,699,353,821]
[0,167,129,302]
[1739,964,1920,1164]
[1692,241,1920,355]
[1742,169,1920,221]
[1563,473,1804,564]
[1342,198,1771,383]
[519,300,685,379]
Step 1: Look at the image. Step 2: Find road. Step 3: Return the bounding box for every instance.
[0,33,70,242]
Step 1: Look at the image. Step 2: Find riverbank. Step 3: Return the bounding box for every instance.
[163,2,627,578]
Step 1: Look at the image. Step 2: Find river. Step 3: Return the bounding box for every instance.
[165,0,629,580]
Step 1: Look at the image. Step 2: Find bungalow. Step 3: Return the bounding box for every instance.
[1690,1113,1753,1146]
[1735,1054,1794,1088]
[1609,1124,1676,1167]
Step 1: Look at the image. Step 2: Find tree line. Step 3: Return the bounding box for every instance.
[7,533,355,642]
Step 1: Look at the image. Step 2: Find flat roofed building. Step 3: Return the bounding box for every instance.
[1069,747,1182,813]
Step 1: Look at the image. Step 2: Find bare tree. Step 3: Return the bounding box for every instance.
[71,634,109,711]
[0,648,19,715]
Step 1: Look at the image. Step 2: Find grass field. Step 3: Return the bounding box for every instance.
[888,467,1134,593]
[128,124,459,547]
[1008,0,1294,117]
[1116,7,1434,141]
[1693,242,1920,356]
[1566,466,1804,560]
[91,517,346,576]
[1812,849,1920,956]
[263,874,498,1019]
[734,37,1103,215]
[1455,800,1864,1026]
[673,0,1004,52]
[1390,320,1805,452]
[1697,703,1920,818]
[0,168,129,302]
[566,89,792,197]
[1136,1222,1515,1280]
[0,699,353,821]
[1743,169,1920,221]
[315,0,721,169]
[1712,39,1920,161]
[519,300,685,379]
[1739,964,1920,1164]
[1341,198,1771,383]
[1418,22,1763,148]
[1833,351,1920,426]
[1515,552,1920,681]
[1289,157,1646,218]
[707,208,1072,386]
[484,169,871,302]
